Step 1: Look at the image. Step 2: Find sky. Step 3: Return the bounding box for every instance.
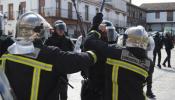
[132,0,175,6]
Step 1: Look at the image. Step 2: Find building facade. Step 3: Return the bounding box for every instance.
[0,0,127,38]
[127,2,146,27]
[140,3,175,33]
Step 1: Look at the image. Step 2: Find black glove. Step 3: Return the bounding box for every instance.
[81,70,88,79]
[91,13,103,31]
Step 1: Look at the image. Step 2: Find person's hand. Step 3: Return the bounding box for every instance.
[81,70,88,79]
[92,13,103,27]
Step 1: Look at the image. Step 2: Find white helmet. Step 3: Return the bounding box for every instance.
[16,11,52,43]
[118,26,149,50]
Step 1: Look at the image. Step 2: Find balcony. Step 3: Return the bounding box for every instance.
[4,7,127,29]
[30,7,93,25]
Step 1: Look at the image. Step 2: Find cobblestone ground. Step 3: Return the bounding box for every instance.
[68,48,175,100]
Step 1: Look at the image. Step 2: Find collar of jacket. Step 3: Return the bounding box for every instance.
[7,42,35,54]
[52,33,65,39]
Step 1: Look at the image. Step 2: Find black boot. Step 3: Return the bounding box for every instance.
[146,90,156,98]
[157,64,161,69]
[168,65,172,68]
[162,63,166,67]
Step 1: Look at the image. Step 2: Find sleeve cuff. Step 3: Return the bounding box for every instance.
[90,30,101,39]
[86,51,97,64]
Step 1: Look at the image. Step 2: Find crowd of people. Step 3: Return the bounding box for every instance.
[0,11,174,100]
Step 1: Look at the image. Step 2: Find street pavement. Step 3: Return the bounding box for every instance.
[68,48,175,100]
[145,48,175,100]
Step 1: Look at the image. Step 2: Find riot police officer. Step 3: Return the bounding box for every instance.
[81,18,118,100]
[0,34,14,57]
[162,32,174,68]
[45,20,74,100]
[1,12,96,100]
[82,13,154,100]
[153,32,163,68]
[98,20,118,44]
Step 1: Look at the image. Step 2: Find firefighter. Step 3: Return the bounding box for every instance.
[45,20,74,100]
[82,13,154,100]
[1,12,96,100]
[81,18,118,100]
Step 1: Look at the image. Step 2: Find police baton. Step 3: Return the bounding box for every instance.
[71,0,86,38]
[60,77,74,89]
[100,0,105,12]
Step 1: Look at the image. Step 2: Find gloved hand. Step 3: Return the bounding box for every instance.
[81,70,88,79]
[92,13,103,30]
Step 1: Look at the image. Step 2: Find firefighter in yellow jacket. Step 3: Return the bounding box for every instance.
[82,13,154,100]
[1,12,96,100]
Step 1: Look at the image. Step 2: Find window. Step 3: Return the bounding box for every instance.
[85,5,89,20]
[68,2,72,19]
[39,0,45,16]
[8,3,14,20]
[139,13,142,18]
[155,12,160,19]
[132,12,135,18]
[167,11,173,21]
[56,0,61,16]
[19,2,26,16]
[0,5,3,13]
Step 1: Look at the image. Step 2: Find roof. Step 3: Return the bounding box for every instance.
[82,0,126,14]
[127,2,146,11]
[140,2,175,11]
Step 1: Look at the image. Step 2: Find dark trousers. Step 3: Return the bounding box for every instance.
[163,49,171,66]
[81,80,104,100]
[153,49,161,66]
[146,62,154,92]
[58,75,68,100]
[146,73,153,92]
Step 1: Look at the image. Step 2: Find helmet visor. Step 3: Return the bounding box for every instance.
[16,12,52,41]
[106,26,117,42]
[55,23,66,32]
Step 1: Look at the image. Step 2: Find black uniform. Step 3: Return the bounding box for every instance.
[45,34,74,51]
[81,30,152,100]
[1,40,96,100]
[153,33,163,68]
[45,34,74,100]
[163,35,174,67]
[0,35,14,57]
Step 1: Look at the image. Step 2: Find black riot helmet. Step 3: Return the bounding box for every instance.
[102,20,113,27]
[101,20,118,43]
[54,20,67,32]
